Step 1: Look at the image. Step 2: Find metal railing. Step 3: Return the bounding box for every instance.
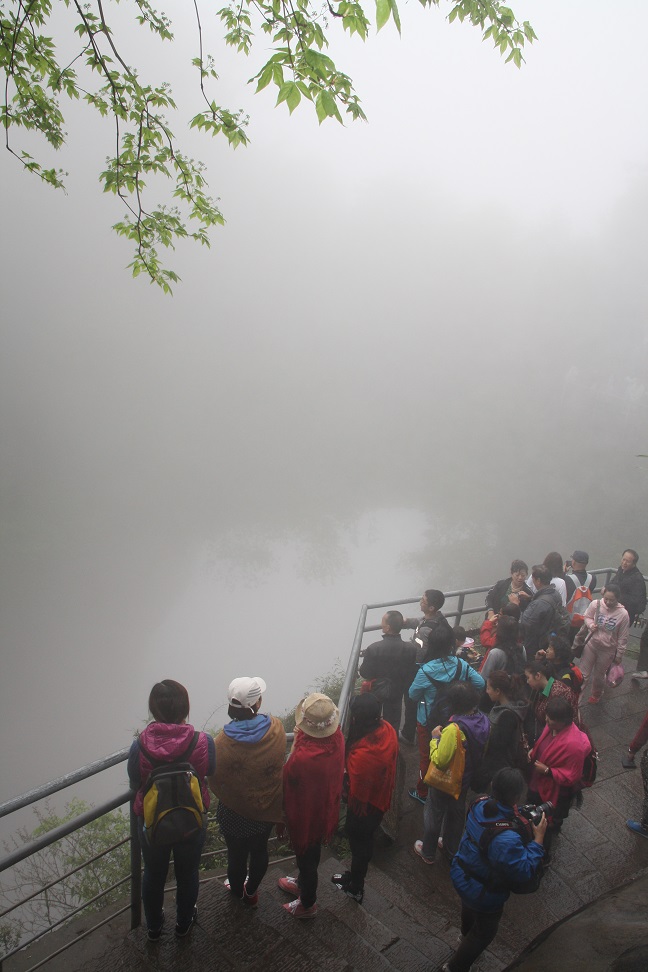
[337,567,619,731]
[0,565,629,969]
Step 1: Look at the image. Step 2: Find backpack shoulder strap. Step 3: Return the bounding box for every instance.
[454,658,467,682]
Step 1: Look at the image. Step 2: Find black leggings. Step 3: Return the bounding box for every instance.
[447,902,503,972]
[223,825,273,896]
[344,808,383,893]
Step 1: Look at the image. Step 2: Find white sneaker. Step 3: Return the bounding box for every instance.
[631,671,648,680]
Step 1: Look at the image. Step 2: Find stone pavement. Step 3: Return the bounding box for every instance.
[6,652,648,972]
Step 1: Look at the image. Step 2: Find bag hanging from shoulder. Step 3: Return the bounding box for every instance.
[572,600,601,658]
[423,723,465,799]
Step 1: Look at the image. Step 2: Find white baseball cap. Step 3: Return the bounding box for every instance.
[228,676,267,709]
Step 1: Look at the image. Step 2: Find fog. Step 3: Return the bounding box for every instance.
[1,1,647,803]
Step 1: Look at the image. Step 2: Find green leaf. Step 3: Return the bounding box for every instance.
[376,0,391,31]
[389,0,402,34]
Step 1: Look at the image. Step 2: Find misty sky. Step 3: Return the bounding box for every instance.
[1,1,647,800]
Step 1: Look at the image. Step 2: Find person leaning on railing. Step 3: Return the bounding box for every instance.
[484,560,532,617]
[399,589,453,744]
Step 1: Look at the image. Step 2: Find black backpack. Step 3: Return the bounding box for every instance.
[139,732,206,846]
[422,659,468,728]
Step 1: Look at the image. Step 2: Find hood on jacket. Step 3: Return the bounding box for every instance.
[489,700,528,726]
[453,710,491,749]
[223,713,272,743]
[138,721,197,760]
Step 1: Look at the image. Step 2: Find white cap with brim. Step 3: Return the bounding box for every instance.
[228,676,267,708]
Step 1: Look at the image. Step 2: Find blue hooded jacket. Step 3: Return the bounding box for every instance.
[450,798,545,912]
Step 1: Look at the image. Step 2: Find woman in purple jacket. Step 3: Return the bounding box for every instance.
[414,682,490,863]
[128,679,215,941]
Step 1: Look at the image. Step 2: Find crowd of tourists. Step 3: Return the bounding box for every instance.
[126,547,648,972]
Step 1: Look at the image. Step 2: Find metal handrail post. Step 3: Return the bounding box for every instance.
[129,803,141,930]
[338,603,368,733]
[456,593,465,627]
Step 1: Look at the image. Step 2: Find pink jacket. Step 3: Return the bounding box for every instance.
[529,722,591,804]
[582,598,629,655]
[128,722,214,817]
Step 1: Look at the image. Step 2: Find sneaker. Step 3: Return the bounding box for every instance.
[631,671,648,680]
[278,875,300,895]
[438,837,444,849]
[147,910,165,942]
[175,907,197,938]
[587,695,601,704]
[331,871,351,890]
[344,887,364,904]
[283,898,317,917]
[414,840,435,864]
[224,877,258,905]
[626,820,648,839]
[223,877,243,899]
[399,731,415,745]
[622,753,637,769]
[243,886,259,907]
[408,788,426,806]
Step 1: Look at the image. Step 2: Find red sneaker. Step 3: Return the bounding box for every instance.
[278,875,300,895]
[283,899,317,917]
[243,886,259,907]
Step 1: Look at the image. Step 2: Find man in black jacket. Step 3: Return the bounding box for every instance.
[359,611,417,731]
[519,565,562,663]
[398,590,453,743]
[610,549,648,681]
[611,550,647,626]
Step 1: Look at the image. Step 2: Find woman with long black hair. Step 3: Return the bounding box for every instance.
[331,694,399,903]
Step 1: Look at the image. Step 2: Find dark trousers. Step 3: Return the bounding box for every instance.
[422,786,468,859]
[295,842,321,908]
[636,625,648,672]
[381,695,403,732]
[138,820,206,930]
[345,808,383,893]
[223,825,273,896]
[527,788,572,854]
[447,902,503,972]
[641,749,648,829]
[416,723,432,798]
[401,694,417,740]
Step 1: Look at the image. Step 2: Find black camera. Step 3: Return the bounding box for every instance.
[518,802,553,826]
